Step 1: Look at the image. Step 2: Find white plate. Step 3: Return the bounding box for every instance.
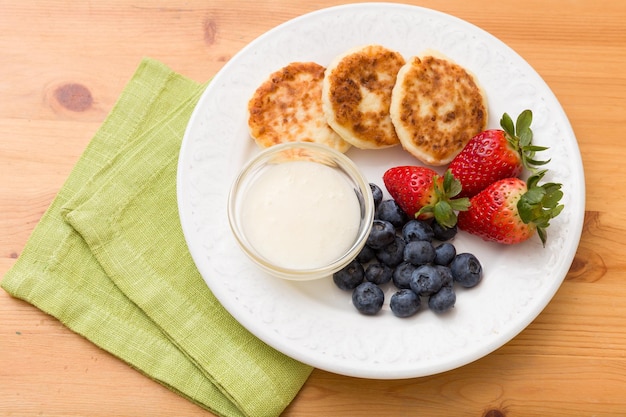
[177,3,585,379]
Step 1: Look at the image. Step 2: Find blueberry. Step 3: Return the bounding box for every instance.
[376,236,406,267]
[365,263,393,285]
[392,262,417,289]
[450,253,483,288]
[410,264,443,296]
[366,220,396,250]
[428,286,456,313]
[370,183,383,208]
[376,199,408,228]
[390,289,421,318]
[356,245,376,264]
[352,282,384,315]
[432,221,457,241]
[333,260,364,290]
[403,240,435,265]
[401,219,434,242]
[433,242,456,266]
[435,265,454,288]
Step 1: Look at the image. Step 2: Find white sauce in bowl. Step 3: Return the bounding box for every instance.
[240,160,361,270]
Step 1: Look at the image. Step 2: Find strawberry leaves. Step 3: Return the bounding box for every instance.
[517,170,564,246]
[416,170,470,229]
[500,109,550,172]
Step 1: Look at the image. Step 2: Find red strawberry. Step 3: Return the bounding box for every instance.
[449,109,549,198]
[383,166,470,228]
[457,170,564,246]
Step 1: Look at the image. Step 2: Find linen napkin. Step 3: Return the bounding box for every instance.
[1,58,312,417]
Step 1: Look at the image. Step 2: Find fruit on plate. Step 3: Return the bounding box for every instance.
[364,263,393,285]
[433,242,456,266]
[382,166,470,228]
[352,282,385,315]
[366,220,396,249]
[334,193,484,318]
[403,241,436,266]
[450,253,483,288]
[333,259,365,290]
[376,199,409,228]
[448,109,549,198]
[390,289,421,318]
[457,170,564,246]
[428,286,457,314]
[410,264,444,296]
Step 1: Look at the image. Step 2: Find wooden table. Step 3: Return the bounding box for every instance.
[1,1,625,415]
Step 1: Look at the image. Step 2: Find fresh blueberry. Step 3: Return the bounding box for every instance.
[376,199,408,228]
[376,236,406,267]
[370,183,383,208]
[401,219,434,242]
[356,245,376,264]
[390,289,421,318]
[410,264,443,296]
[435,265,454,288]
[333,260,364,290]
[403,240,436,265]
[392,262,417,289]
[352,282,384,315]
[428,286,456,313]
[366,220,396,250]
[432,221,457,241]
[433,242,456,266]
[450,253,483,288]
[365,263,393,285]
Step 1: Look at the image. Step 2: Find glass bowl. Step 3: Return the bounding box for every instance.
[228,142,374,281]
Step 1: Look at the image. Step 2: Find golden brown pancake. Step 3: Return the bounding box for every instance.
[322,45,406,149]
[390,52,488,165]
[248,62,351,153]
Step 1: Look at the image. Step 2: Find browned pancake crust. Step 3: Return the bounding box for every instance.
[323,45,405,149]
[391,55,487,165]
[248,62,350,152]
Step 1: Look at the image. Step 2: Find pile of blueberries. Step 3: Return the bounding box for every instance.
[333,184,483,318]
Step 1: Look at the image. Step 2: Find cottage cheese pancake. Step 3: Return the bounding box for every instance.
[248,62,351,153]
[322,45,405,149]
[390,52,488,166]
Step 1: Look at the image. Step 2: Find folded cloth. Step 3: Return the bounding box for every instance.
[1,58,312,417]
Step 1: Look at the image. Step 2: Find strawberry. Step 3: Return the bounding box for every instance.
[449,109,549,198]
[457,170,564,246]
[383,166,470,229]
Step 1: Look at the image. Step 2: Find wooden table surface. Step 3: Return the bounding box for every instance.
[2,1,625,416]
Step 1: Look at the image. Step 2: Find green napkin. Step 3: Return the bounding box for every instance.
[1,58,312,417]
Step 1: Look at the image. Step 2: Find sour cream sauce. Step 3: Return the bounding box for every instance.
[241,160,361,270]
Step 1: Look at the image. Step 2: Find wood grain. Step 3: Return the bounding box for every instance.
[2,1,626,416]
